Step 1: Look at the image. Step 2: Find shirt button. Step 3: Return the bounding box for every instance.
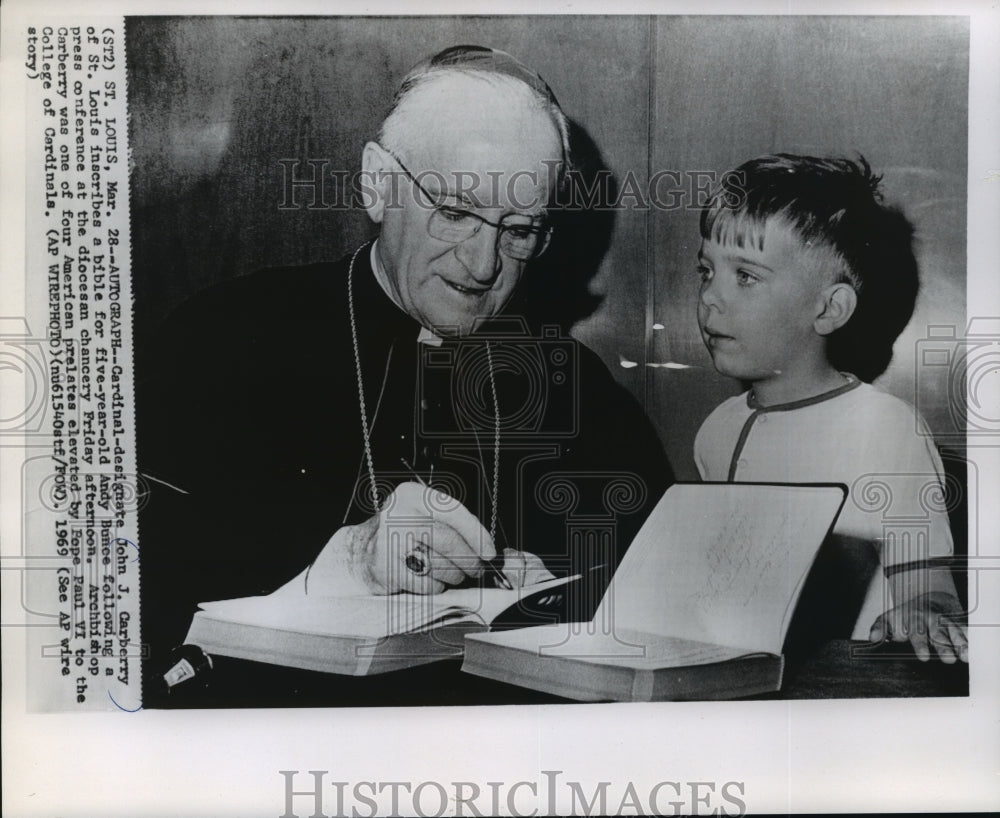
[738,459,748,468]
[758,415,767,423]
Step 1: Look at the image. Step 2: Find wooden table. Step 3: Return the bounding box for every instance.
[152,639,967,709]
[772,639,968,700]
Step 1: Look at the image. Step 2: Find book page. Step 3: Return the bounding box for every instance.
[596,483,845,654]
[198,573,578,637]
[427,574,580,623]
[197,594,446,638]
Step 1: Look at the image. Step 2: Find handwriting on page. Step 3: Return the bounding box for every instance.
[698,508,783,615]
[603,484,844,655]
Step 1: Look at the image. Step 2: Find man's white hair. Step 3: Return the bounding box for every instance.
[377,67,572,190]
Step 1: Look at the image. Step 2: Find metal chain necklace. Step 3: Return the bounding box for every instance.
[347,242,501,543]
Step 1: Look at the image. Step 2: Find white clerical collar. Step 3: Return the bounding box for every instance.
[369,240,443,346]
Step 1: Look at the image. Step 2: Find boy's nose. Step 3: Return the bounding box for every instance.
[699,277,724,311]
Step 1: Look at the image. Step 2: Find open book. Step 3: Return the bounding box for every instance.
[462,483,846,701]
[183,572,578,676]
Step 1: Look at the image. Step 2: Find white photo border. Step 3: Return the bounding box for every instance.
[2,0,998,815]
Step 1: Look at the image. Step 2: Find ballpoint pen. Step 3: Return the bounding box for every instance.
[399,458,513,590]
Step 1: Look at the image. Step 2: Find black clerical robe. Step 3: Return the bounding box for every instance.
[136,246,672,671]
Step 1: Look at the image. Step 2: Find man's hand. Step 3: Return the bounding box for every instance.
[308,482,496,595]
[868,590,969,664]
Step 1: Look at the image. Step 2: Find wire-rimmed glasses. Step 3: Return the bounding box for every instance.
[378,146,553,261]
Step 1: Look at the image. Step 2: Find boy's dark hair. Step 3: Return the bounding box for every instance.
[700,153,919,382]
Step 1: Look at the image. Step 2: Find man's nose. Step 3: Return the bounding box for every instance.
[455,225,502,284]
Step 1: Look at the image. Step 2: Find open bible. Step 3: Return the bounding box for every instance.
[462,483,847,701]
[183,571,578,676]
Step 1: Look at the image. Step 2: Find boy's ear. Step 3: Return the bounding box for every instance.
[360,142,392,224]
[814,282,858,336]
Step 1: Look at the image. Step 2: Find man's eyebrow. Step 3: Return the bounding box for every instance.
[433,193,548,222]
[515,207,549,221]
[418,180,470,207]
[417,176,548,220]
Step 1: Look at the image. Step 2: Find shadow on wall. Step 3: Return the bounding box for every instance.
[507,120,615,333]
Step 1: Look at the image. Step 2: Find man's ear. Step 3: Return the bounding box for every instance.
[814,282,858,336]
[360,142,392,224]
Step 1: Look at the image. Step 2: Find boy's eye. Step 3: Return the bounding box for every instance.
[735,269,759,286]
[696,264,713,283]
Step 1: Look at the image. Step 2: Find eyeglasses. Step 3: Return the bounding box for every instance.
[378,146,553,261]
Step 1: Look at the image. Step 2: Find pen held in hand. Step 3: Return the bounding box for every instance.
[399,458,512,591]
[489,558,514,590]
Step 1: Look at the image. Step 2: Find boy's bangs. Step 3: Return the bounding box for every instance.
[701,208,767,252]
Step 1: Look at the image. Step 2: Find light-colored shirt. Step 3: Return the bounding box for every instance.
[694,378,954,639]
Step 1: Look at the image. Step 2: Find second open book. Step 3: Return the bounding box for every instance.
[462,482,846,700]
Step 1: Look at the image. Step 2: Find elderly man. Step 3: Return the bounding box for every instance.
[137,46,671,687]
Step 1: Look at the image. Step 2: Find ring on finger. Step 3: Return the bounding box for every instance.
[404,542,432,577]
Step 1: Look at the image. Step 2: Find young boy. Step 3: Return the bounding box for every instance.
[693,154,967,663]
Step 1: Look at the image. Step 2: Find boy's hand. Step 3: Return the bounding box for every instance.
[868,591,968,664]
